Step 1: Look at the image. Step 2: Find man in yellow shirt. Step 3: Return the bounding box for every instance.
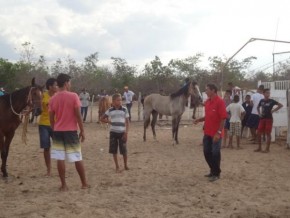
[38,78,58,176]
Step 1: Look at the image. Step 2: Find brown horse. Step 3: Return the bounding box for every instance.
[98,96,112,123]
[0,78,43,177]
[143,81,202,145]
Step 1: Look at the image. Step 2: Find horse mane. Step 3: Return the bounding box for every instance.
[0,86,31,104]
[170,82,191,99]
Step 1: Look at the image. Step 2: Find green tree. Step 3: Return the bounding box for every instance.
[111,57,136,90]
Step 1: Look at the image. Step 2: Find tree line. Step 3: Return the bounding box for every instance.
[1,42,290,97]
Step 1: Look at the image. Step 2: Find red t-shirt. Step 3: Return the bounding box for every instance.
[204,95,227,137]
[49,91,81,131]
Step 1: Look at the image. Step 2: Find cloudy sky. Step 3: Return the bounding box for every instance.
[1,0,290,72]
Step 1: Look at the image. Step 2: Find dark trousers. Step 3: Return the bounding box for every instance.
[203,135,221,176]
[126,103,132,121]
[81,107,88,121]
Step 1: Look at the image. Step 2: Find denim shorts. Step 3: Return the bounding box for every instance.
[39,125,53,149]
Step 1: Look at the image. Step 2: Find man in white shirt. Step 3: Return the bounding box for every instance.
[123,86,135,121]
[246,85,264,142]
[79,88,90,122]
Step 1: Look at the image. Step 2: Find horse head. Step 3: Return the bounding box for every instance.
[189,81,203,102]
[29,78,43,116]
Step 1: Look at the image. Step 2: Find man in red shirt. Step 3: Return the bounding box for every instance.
[194,84,227,182]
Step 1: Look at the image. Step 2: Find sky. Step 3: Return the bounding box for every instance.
[1,0,290,73]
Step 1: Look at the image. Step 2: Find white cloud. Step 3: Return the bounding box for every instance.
[0,0,290,72]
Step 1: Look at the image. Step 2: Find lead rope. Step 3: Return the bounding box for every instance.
[9,87,33,145]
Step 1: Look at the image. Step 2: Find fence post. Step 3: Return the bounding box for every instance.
[90,95,95,123]
[287,90,290,148]
[138,92,141,121]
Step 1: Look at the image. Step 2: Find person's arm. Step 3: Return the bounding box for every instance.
[257,100,262,116]
[272,102,283,113]
[123,118,129,142]
[213,118,225,143]
[193,116,205,124]
[74,106,85,142]
[100,114,110,124]
[49,111,55,130]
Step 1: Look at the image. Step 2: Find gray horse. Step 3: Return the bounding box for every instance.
[143,81,202,145]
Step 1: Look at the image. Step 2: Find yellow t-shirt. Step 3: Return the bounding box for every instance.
[38,91,51,126]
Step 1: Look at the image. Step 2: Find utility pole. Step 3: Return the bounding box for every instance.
[221,38,290,93]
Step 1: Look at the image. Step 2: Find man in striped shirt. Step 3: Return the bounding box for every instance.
[101,93,130,173]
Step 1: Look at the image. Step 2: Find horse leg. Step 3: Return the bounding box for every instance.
[171,117,177,145]
[192,106,196,119]
[143,113,151,142]
[1,131,15,177]
[151,110,158,140]
[175,115,182,144]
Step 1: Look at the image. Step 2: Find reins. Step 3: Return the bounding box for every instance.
[10,87,34,116]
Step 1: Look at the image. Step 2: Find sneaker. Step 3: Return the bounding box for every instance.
[209,176,220,182]
[204,173,213,177]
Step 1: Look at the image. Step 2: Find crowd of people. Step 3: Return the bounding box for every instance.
[194,82,283,182]
[35,73,135,191]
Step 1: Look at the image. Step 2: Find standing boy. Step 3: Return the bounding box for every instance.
[255,89,283,153]
[49,74,89,191]
[38,78,58,176]
[246,85,264,142]
[226,95,245,149]
[79,88,90,122]
[241,94,252,137]
[101,93,129,173]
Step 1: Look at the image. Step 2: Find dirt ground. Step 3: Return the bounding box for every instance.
[1,104,290,218]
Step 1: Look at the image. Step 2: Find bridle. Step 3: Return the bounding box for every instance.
[10,87,36,116]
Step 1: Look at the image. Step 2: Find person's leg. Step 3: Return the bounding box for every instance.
[228,135,233,148]
[264,133,271,152]
[75,161,89,188]
[211,138,221,177]
[123,155,128,170]
[44,148,51,176]
[110,132,120,172]
[203,135,214,176]
[126,103,132,121]
[83,107,88,122]
[255,119,264,152]
[39,125,51,176]
[119,135,128,170]
[222,129,227,148]
[80,107,84,120]
[57,160,68,191]
[113,154,120,172]
[236,136,240,149]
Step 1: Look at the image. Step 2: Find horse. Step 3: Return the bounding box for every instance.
[0,78,43,177]
[143,81,202,145]
[190,93,203,119]
[98,96,112,124]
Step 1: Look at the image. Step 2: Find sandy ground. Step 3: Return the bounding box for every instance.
[1,104,290,218]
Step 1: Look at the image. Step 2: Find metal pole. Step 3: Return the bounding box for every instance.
[221,38,290,94]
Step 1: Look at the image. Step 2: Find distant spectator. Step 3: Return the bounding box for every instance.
[226,95,245,149]
[241,94,252,137]
[123,86,135,122]
[79,88,90,122]
[246,85,264,142]
[255,88,283,153]
[228,82,241,100]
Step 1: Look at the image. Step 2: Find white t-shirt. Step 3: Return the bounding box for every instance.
[79,92,90,107]
[251,92,264,115]
[226,103,245,123]
[123,90,135,104]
